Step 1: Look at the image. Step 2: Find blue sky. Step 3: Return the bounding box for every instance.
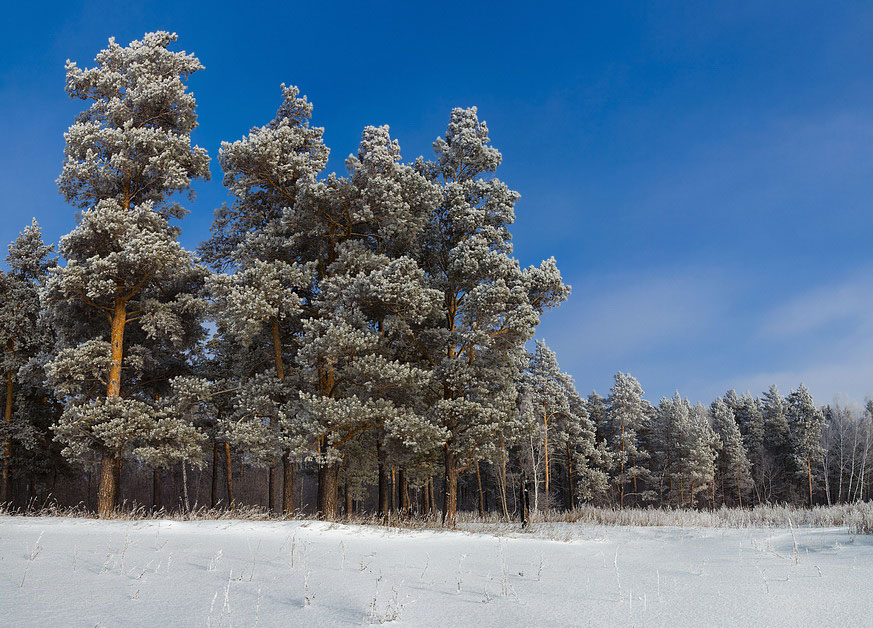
[2,1,872,405]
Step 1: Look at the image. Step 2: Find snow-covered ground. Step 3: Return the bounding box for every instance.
[1,516,870,627]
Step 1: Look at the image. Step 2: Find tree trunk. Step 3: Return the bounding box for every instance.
[152,468,162,511]
[282,453,294,515]
[543,412,550,508]
[619,419,625,509]
[107,297,126,398]
[224,442,234,508]
[442,448,458,526]
[390,467,396,514]
[376,439,388,518]
[97,455,117,518]
[317,463,339,520]
[499,440,509,519]
[1,368,12,504]
[398,468,410,517]
[211,442,220,508]
[270,317,286,517]
[807,455,814,506]
[422,481,430,515]
[475,461,485,517]
[97,296,127,518]
[344,482,353,517]
[429,476,436,514]
[268,462,276,514]
[181,461,190,512]
[566,443,576,511]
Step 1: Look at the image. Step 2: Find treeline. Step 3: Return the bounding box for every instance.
[0,32,870,522]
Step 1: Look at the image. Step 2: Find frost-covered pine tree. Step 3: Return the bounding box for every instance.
[730,392,765,503]
[520,341,570,508]
[203,84,327,513]
[587,391,608,444]
[413,107,570,525]
[0,221,56,503]
[519,341,600,510]
[709,397,753,506]
[652,395,717,507]
[604,372,650,507]
[786,384,825,505]
[294,124,441,519]
[761,385,794,501]
[47,32,210,517]
[206,92,441,518]
[686,403,719,506]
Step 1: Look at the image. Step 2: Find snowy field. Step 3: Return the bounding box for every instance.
[1,516,871,627]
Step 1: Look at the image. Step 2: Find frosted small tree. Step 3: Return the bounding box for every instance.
[786,384,825,505]
[709,397,753,506]
[0,221,55,503]
[605,372,650,507]
[47,32,210,517]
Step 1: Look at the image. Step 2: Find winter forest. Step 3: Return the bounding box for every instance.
[3,31,873,527]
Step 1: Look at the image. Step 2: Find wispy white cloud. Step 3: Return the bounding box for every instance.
[759,267,873,340]
[540,263,873,406]
[711,268,873,404]
[538,265,735,359]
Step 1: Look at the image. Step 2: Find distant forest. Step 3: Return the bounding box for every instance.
[1,32,870,523]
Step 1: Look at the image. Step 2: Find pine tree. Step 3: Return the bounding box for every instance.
[686,403,719,507]
[652,395,717,507]
[520,341,569,508]
[587,391,608,444]
[202,86,325,513]
[605,372,650,507]
[519,341,600,510]
[0,221,56,503]
[731,392,765,503]
[786,384,825,505]
[47,32,210,517]
[761,385,793,501]
[413,107,569,525]
[293,124,441,519]
[710,397,753,506]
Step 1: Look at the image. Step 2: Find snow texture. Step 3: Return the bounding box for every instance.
[1,517,870,626]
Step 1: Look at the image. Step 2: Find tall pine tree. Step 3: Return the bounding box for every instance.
[47,32,210,517]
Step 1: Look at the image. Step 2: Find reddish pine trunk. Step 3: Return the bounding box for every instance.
[442,448,458,526]
[152,468,162,511]
[97,455,118,518]
[268,463,276,513]
[224,443,234,508]
[398,468,410,517]
[97,296,127,518]
[282,454,294,515]
[376,439,388,518]
[475,461,486,516]
[317,463,339,520]
[211,442,220,508]
[345,482,353,517]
